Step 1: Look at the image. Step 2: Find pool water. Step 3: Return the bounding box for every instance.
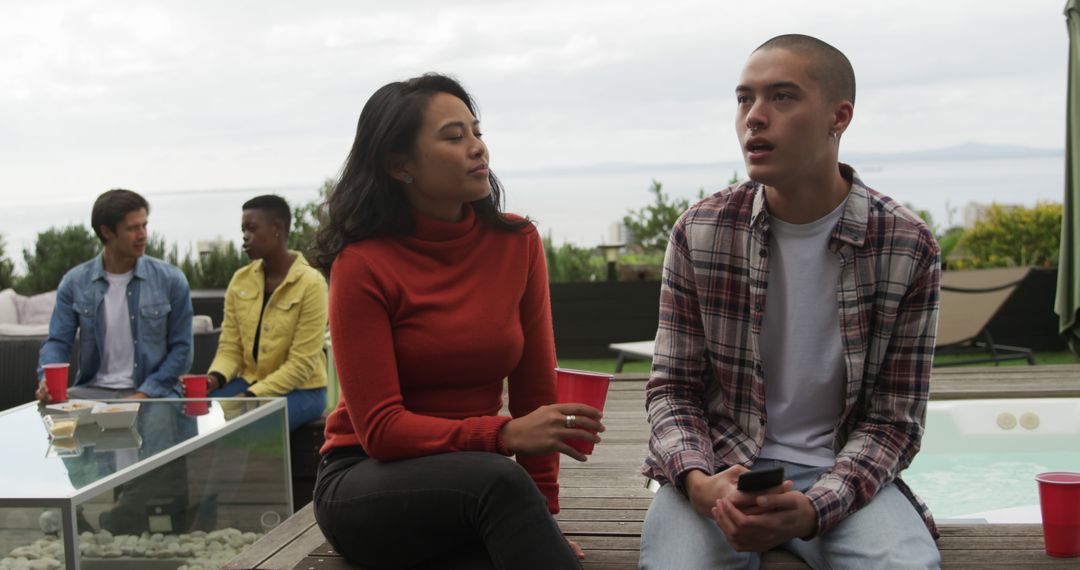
[904,452,1080,521]
[901,399,1080,523]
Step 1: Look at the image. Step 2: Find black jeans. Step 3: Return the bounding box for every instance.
[313,448,582,570]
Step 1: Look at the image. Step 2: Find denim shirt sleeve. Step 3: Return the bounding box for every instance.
[37,270,80,379]
[137,267,193,397]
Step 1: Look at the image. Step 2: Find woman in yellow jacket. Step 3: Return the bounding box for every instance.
[207,194,328,431]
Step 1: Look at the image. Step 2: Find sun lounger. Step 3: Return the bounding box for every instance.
[935,267,1036,366]
[609,340,656,372]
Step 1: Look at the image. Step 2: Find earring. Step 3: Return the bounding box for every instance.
[403,174,413,185]
[275,232,280,238]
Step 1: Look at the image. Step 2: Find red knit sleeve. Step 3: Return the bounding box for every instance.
[506,229,561,514]
[328,247,513,459]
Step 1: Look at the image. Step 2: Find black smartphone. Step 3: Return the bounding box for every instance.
[736,467,785,492]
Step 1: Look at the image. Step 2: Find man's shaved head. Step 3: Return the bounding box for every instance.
[754,34,855,105]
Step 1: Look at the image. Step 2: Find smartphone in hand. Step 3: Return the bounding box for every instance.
[736,467,785,492]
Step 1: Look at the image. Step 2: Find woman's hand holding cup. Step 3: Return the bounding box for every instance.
[500,403,605,462]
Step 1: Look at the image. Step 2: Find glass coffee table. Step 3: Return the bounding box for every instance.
[0,398,291,569]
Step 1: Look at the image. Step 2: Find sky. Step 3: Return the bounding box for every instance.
[0,0,1071,215]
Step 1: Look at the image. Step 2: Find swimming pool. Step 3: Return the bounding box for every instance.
[903,398,1080,523]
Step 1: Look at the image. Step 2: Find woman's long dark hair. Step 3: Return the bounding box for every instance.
[311,73,529,272]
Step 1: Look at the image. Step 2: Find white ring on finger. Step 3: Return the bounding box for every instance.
[565,414,577,429]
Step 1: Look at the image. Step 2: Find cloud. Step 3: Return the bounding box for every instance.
[0,0,1069,202]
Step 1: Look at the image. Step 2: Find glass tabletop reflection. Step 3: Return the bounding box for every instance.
[0,398,277,500]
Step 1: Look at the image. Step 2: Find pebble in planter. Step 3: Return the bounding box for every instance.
[0,527,263,569]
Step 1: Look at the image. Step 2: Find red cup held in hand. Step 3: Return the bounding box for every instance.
[1035,472,1080,557]
[181,374,210,416]
[42,363,70,404]
[555,368,612,455]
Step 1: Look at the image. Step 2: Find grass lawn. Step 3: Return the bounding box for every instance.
[558,358,652,374]
[560,351,1080,374]
[933,350,1080,367]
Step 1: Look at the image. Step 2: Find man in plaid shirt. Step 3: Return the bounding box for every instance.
[639,35,942,569]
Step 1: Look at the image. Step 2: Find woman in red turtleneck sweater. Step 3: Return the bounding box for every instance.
[309,74,604,570]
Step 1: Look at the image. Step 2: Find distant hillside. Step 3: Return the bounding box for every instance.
[503,142,1063,177]
[842,142,1063,163]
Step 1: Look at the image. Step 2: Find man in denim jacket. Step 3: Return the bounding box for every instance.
[36,189,193,401]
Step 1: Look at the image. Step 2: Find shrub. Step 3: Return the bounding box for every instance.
[950,202,1062,269]
[0,236,15,290]
[543,234,605,283]
[188,242,248,288]
[289,179,333,259]
[622,180,698,253]
[18,225,100,294]
[148,234,247,289]
[937,226,966,268]
[905,203,967,268]
[621,173,730,255]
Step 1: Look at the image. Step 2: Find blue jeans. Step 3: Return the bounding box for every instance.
[639,459,940,570]
[211,379,326,432]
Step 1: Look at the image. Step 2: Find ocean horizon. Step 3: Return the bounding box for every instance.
[1,153,1067,274]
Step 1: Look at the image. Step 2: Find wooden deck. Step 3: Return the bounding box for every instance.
[927,364,1080,399]
[226,364,1080,569]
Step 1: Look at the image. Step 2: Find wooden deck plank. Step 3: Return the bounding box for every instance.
[935,523,1045,536]
[225,364,1080,569]
[289,558,356,570]
[283,539,811,570]
[559,521,644,533]
[263,524,335,570]
[560,497,654,509]
[614,365,1080,400]
[937,551,1072,567]
[222,502,319,570]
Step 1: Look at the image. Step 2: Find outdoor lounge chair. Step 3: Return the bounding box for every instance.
[935,266,1036,367]
[610,340,655,373]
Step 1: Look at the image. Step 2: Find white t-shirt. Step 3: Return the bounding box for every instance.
[92,271,137,390]
[758,199,847,467]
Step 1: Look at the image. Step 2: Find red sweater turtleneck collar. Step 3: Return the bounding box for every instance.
[410,204,477,242]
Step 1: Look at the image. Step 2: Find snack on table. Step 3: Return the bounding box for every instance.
[90,402,141,430]
[43,414,77,438]
[44,399,97,425]
[50,437,80,452]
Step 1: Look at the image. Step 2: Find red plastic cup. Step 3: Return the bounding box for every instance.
[42,363,69,404]
[555,368,612,455]
[181,374,210,416]
[1035,472,1080,557]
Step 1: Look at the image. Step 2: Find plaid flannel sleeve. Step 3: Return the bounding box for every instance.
[805,243,941,535]
[645,215,717,493]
